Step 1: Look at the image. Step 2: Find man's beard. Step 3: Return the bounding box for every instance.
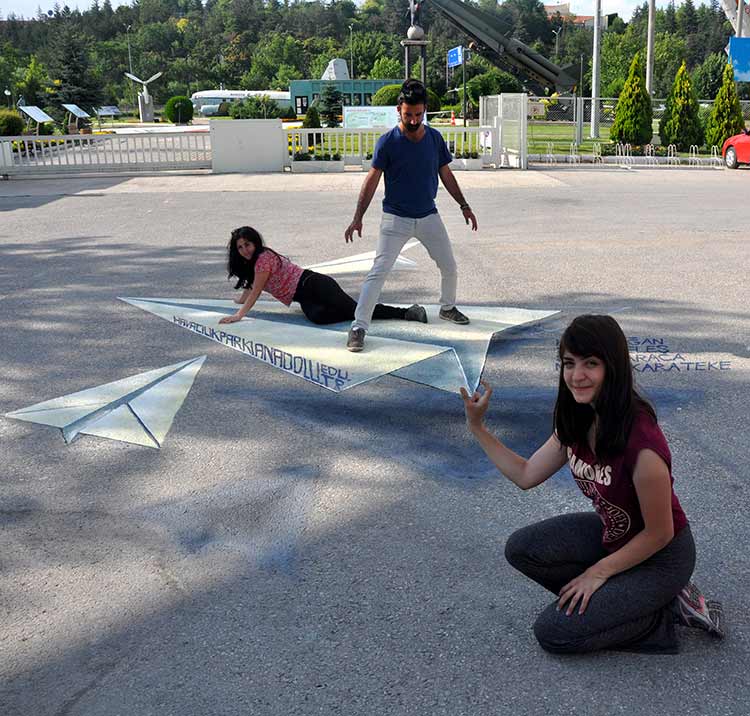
[404,122,421,133]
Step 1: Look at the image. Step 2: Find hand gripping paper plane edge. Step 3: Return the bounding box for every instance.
[5,356,207,448]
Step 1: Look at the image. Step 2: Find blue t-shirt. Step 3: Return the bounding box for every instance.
[371,125,452,219]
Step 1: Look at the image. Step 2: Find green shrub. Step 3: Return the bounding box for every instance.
[163,96,194,124]
[659,62,704,150]
[280,105,297,119]
[610,53,653,145]
[0,110,25,136]
[229,96,284,119]
[704,63,746,149]
[302,106,321,129]
[372,83,441,112]
[467,69,522,106]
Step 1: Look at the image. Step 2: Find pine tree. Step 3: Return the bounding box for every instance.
[704,63,745,149]
[47,23,103,111]
[319,83,342,128]
[610,52,653,146]
[659,61,704,150]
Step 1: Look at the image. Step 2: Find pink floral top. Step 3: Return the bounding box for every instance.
[254,250,304,306]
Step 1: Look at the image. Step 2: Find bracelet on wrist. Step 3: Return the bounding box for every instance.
[460,203,470,211]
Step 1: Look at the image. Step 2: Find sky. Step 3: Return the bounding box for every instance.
[0,0,694,25]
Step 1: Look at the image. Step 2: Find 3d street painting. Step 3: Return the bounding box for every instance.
[119,297,560,394]
[5,356,206,448]
[305,239,419,276]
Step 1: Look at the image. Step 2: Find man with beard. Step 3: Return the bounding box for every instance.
[343,79,478,352]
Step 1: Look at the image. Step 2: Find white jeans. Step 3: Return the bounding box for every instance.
[353,212,458,331]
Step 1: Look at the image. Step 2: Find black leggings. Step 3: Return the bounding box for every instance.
[505,513,696,654]
[293,270,407,325]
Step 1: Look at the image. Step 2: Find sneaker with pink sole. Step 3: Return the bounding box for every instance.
[673,582,726,639]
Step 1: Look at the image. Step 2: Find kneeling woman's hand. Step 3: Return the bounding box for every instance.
[558,567,609,616]
[219,313,243,324]
[460,380,493,430]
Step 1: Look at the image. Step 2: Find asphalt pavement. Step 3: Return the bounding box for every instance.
[1,165,748,716]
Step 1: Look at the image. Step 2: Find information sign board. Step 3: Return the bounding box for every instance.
[343,106,399,129]
[447,46,464,68]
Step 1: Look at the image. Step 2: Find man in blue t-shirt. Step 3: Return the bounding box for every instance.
[343,79,478,352]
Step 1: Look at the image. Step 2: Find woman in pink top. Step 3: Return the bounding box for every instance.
[461,315,725,654]
[219,226,427,326]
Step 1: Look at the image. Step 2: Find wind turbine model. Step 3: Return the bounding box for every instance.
[124,71,163,123]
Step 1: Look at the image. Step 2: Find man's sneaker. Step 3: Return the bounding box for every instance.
[439,306,470,325]
[405,304,428,323]
[346,327,366,352]
[673,582,726,638]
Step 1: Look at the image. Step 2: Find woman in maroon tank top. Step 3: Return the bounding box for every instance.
[461,314,725,654]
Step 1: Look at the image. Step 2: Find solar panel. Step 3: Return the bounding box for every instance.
[18,105,55,123]
[96,106,121,116]
[62,103,91,119]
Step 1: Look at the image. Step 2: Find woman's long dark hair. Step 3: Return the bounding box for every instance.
[227,226,283,290]
[553,315,656,459]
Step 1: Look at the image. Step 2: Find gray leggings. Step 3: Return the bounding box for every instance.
[505,513,695,654]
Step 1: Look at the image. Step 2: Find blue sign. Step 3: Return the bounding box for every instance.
[729,37,750,82]
[447,46,464,68]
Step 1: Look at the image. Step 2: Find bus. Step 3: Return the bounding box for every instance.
[190,89,292,117]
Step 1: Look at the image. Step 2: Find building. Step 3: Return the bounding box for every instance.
[289,79,403,116]
[544,4,615,29]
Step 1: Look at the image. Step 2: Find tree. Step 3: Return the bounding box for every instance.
[370,56,401,80]
[659,61,704,150]
[600,26,641,97]
[272,64,303,91]
[16,55,49,108]
[652,32,686,98]
[692,53,727,100]
[319,83,342,127]
[47,23,103,110]
[704,63,745,149]
[610,52,653,145]
[466,68,522,106]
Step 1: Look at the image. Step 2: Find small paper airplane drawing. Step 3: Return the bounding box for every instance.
[120,297,559,394]
[305,239,419,276]
[5,356,206,448]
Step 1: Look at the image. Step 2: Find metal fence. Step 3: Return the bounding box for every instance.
[0,131,211,176]
[526,96,750,158]
[284,126,496,167]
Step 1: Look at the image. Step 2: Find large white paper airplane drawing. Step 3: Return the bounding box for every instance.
[305,239,419,276]
[119,297,465,393]
[5,356,206,448]
[119,297,559,394]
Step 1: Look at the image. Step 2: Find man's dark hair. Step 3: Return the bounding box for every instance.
[398,79,428,107]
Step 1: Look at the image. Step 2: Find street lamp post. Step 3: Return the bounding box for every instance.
[125,24,135,111]
[349,24,354,79]
[579,54,584,97]
[4,89,11,109]
[552,27,562,60]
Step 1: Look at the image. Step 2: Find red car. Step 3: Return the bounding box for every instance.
[722,128,750,168]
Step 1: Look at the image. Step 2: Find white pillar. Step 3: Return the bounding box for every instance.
[590,0,602,138]
[646,0,656,94]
